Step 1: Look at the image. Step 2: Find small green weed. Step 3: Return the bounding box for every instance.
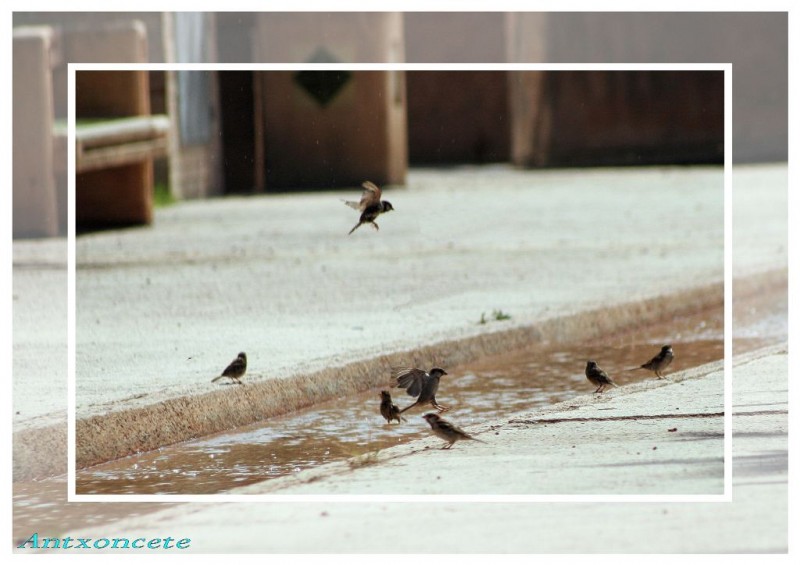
[154,182,175,208]
[479,309,512,324]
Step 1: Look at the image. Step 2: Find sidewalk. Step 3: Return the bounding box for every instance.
[12,164,787,480]
[12,163,789,552]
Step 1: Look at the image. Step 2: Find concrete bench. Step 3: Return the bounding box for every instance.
[68,22,162,229]
[75,115,170,173]
[13,21,167,235]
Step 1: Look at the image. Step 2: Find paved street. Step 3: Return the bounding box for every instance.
[11,164,788,552]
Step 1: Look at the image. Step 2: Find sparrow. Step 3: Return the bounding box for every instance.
[632,344,674,379]
[379,390,405,424]
[585,360,617,393]
[212,352,247,385]
[423,413,485,449]
[393,366,449,413]
[344,180,394,235]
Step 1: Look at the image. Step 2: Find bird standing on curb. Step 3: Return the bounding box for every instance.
[212,352,247,385]
[585,360,617,393]
[344,180,394,235]
[632,345,674,379]
[379,390,404,424]
[393,367,450,413]
[423,413,485,449]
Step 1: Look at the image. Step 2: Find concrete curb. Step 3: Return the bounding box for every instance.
[12,268,784,480]
[72,280,721,471]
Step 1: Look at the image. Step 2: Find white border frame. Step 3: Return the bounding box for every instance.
[67,62,733,503]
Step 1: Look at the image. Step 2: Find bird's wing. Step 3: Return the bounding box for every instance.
[222,357,246,376]
[640,356,657,370]
[392,367,429,397]
[358,181,381,210]
[438,419,472,440]
[590,367,611,383]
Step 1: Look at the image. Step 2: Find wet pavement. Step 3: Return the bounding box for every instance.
[12,278,787,546]
[26,342,788,553]
[74,310,722,494]
[72,287,783,496]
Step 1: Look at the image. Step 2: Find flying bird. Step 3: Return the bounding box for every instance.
[393,366,449,413]
[344,180,394,235]
[585,360,617,393]
[423,413,485,449]
[212,352,247,385]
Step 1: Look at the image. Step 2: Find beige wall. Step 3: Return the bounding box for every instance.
[13,27,58,238]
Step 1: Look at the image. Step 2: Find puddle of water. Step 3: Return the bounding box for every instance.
[74,294,784,496]
[13,288,786,540]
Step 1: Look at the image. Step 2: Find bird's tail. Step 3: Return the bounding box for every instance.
[348,222,362,235]
[627,366,643,372]
[211,375,224,383]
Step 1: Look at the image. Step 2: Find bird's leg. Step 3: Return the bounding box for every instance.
[371,221,380,231]
[431,397,450,412]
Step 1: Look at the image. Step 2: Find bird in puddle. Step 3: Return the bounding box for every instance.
[379,390,405,424]
[212,352,247,385]
[585,360,617,393]
[631,344,674,379]
[423,413,486,449]
[344,180,394,235]
[393,366,449,413]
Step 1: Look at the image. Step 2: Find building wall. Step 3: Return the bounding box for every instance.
[508,12,787,163]
[259,70,407,189]
[510,71,724,168]
[406,71,510,165]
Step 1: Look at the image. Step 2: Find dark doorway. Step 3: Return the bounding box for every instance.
[218,71,261,193]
